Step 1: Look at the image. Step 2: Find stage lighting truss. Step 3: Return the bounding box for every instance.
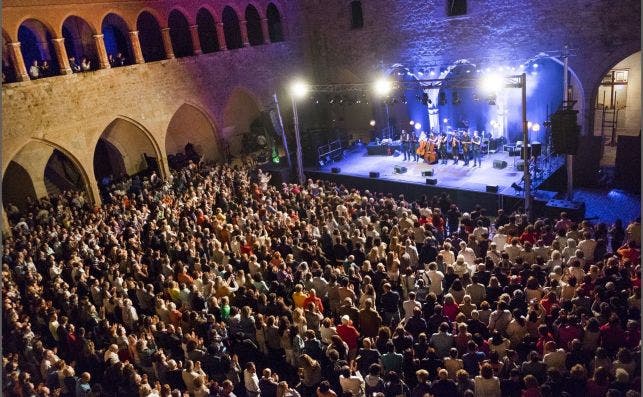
[296,74,525,106]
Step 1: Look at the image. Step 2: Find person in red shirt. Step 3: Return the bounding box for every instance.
[336,315,360,361]
[519,225,538,245]
[303,289,324,313]
[557,315,583,349]
[599,314,626,356]
[617,241,640,264]
[535,324,554,355]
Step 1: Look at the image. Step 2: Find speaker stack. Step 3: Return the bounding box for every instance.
[369,171,380,178]
[493,160,507,169]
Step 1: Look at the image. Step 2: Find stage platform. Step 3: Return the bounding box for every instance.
[306,144,566,214]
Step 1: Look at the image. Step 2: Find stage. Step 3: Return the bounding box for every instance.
[307,143,566,214]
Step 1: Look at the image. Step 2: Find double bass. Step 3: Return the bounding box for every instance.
[425,133,437,164]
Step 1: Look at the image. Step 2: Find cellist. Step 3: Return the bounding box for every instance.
[426,132,438,164]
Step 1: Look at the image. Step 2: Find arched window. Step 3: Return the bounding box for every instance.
[137,11,164,62]
[267,3,284,42]
[245,5,264,46]
[350,1,364,29]
[222,6,243,49]
[102,13,132,66]
[196,8,219,53]
[62,16,98,71]
[168,9,193,58]
[18,19,60,78]
[447,0,467,16]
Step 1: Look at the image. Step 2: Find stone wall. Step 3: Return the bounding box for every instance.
[301,0,641,135]
[3,0,309,206]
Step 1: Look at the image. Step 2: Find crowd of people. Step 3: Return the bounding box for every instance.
[3,52,129,83]
[2,160,641,397]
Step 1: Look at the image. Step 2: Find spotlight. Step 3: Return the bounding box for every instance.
[417,70,424,76]
[532,123,541,132]
[369,120,376,127]
[527,121,532,129]
[533,63,539,68]
[410,120,415,126]
[480,73,504,93]
[443,118,448,124]
[373,78,393,97]
[414,122,422,130]
[430,69,436,76]
[290,80,309,99]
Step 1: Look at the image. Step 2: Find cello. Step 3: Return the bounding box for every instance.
[416,131,428,158]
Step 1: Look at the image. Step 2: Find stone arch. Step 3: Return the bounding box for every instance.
[223,87,264,155]
[17,18,61,77]
[93,117,165,183]
[136,10,165,62]
[222,6,243,49]
[62,15,99,70]
[5,139,95,205]
[591,49,641,138]
[2,161,37,211]
[196,8,219,54]
[166,103,222,167]
[266,3,284,42]
[168,9,193,58]
[245,4,264,46]
[101,13,133,65]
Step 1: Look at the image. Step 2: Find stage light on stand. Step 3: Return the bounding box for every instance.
[487,94,497,105]
[290,80,309,99]
[527,121,533,129]
[369,120,376,127]
[480,73,504,94]
[373,78,393,97]
[532,123,540,132]
[414,122,422,130]
[443,118,449,124]
[410,120,415,126]
[533,63,539,68]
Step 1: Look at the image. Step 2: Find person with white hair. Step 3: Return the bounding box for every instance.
[122,299,139,330]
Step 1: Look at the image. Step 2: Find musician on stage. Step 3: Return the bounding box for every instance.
[438,133,448,164]
[451,131,460,165]
[461,131,472,166]
[401,129,410,161]
[409,129,419,161]
[472,131,482,167]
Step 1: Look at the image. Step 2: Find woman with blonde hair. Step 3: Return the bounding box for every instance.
[277,381,301,397]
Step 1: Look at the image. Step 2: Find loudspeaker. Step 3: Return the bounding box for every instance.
[551,108,580,154]
[486,185,499,193]
[331,167,341,174]
[426,178,438,185]
[531,142,542,157]
[421,169,434,177]
[394,165,407,174]
[369,171,380,178]
[493,160,507,169]
[615,135,641,192]
[516,161,525,171]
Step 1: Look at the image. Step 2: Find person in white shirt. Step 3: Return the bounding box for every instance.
[402,291,422,320]
[244,362,261,397]
[473,221,489,242]
[543,341,567,372]
[465,275,487,306]
[492,226,508,249]
[339,364,364,396]
[439,242,455,265]
[425,262,445,296]
[459,241,476,270]
[577,232,597,263]
[503,238,522,262]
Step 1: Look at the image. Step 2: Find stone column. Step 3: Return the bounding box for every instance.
[93,34,111,69]
[7,42,29,81]
[50,38,72,74]
[129,31,145,64]
[216,22,227,51]
[161,28,175,59]
[240,20,250,47]
[260,18,270,43]
[189,25,202,55]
